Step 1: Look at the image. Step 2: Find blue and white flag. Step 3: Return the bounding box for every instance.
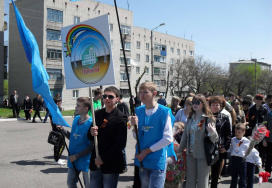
[12,1,70,127]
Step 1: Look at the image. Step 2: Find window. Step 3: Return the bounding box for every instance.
[154,80,160,86]
[177,49,180,55]
[50,89,62,98]
[146,43,149,50]
[136,41,140,49]
[161,69,166,75]
[109,24,113,32]
[170,58,174,64]
[161,56,166,63]
[136,54,140,62]
[73,90,79,98]
[154,56,160,62]
[121,25,131,35]
[145,68,149,74]
[183,50,186,55]
[171,47,174,54]
[154,68,160,75]
[190,50,194,56]
[136,67,140,74]
[161,80,166,86]
[120,57,131,65]
[145,55,149,62]
[74,16,80,24]
[47,8,63,22]
[121,42,131,50]
[120,73,129,81]
[47,29,61,41]
[47,49,62,59]
[120,89,130,97]
[46,68,62,80]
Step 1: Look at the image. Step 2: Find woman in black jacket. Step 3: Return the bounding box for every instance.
[209,96,232,188]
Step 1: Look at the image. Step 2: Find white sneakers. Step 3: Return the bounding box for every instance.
[54,159,66,165]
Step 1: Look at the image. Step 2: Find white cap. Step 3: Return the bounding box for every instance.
[159,93,163,96]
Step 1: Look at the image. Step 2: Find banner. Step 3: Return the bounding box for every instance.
[61,15,115,89]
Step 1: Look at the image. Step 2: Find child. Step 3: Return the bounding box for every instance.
[246,148,262,188]
[59,97,93,187]
[229,123,250,188]
[131,81,176,188]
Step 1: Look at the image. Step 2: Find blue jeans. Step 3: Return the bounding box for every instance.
[89,168,119,188]
[139,164,167,188]
[67,168,90,188]
[44,108,50,123]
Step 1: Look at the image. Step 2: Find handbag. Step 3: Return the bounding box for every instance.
[204,117,220,166]
[47,131,63,146]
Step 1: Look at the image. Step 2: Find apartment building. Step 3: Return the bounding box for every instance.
[9,0,195,109]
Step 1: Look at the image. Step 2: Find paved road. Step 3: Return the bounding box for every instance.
[0,117,271,188]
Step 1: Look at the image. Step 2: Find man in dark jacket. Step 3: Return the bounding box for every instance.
[88,86,127,187]
[10,90,20,118]
[32,94,43,123]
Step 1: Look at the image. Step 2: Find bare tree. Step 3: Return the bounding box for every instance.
[135,66,147,95]
[258,70,272,95]
[168,58,195,96]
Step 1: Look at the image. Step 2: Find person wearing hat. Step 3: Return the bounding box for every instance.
[157,93,167,106]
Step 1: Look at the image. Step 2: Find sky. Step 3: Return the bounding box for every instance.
[4,0,272,70]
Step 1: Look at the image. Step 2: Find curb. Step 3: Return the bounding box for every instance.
[0,116,73,122]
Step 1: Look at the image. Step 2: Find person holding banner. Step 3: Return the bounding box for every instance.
[88,86,127,188]
[58,97,93,188]
[130,82,176,188]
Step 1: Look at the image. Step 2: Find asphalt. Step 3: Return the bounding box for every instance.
[0,117,271,188]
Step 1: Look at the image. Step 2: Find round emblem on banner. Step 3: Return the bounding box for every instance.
[70,29,110,84]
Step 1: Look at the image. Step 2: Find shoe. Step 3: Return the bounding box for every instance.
[54,159,66,165]
[32,120,37,123]
[17,116,20,118]
[40,118,43,122]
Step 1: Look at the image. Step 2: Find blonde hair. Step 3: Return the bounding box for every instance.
[185,97,193,106]
[171,96,181,109]
[139,82,157,92]
[174,122,185,132]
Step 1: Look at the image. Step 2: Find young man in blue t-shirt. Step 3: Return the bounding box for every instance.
[131,82,175,188]
[59,97,93,188]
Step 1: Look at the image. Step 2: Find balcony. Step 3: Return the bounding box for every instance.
[46,59,62,68]
[47,21,63,30]
[46,40,62,48]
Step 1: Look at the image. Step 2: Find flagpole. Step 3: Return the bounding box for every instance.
[113,0,143,170]
[61,133,84,188]
[89,87,100,167]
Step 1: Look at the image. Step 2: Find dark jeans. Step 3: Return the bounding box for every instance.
[24,110,31,120]
[211,153,225,188]
[133,166,141,188]
[265,141,272,173]
[246,162,255,188]
[33,108,42,122]
[44,108,50,123]
[230,156,247,188]
[12,105,20,117]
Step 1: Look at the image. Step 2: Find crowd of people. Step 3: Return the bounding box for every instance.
[7,85,272,188]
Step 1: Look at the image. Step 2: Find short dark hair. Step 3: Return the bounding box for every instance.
[242,99,252,106]
[229,92,236,98]
[54,97,62,104]
[77,97,91,110]
[266,94,272,100]
[235,123,246,132]
[94,88,103,97]
[209,96,226,108]
[119,94,123,100]
[104,86,120,97]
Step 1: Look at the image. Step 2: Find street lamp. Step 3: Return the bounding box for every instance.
[151,23,165,82]
[253,58,264,94]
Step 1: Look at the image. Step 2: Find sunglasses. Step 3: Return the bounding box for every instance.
[192,101,201,105]
[255,96,263,100]
[102,94,115,100]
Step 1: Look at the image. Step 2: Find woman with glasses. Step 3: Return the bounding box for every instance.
[178,94,218,188]
[209,96,232,188]
[170,96,181,116]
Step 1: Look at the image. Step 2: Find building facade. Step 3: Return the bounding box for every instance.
[9,0,195,110]
[229,59,271,73]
